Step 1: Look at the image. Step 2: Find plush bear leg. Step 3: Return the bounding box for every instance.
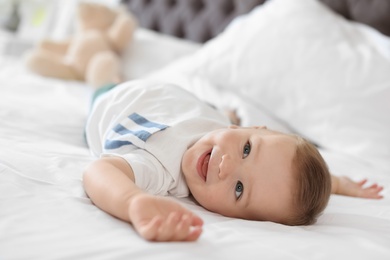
[38,39,71,55]
[66,31,112,78]
[85,50,121,88]
[25,49,81,80]
[108,12,137,53]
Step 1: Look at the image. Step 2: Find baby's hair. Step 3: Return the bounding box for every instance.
[286,135,332,226]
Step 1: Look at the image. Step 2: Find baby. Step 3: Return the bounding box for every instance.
[83,80,383,242]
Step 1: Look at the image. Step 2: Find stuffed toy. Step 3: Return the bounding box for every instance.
[25,2,137,88]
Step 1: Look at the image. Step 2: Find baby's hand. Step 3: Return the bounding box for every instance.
[336,176,384,199]
[128,194,203,242]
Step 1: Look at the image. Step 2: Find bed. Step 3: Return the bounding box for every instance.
[1,0,390,259]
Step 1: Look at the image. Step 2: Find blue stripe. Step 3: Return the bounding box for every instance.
[112,123,151,142]
[112,124,130,135]
[104,140,133,149]
[129,113,168,130]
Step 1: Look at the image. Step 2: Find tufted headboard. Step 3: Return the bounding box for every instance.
[121,0,390,43]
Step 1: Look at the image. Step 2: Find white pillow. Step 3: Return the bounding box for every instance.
[151,0,390,169]
[122,29,200,80]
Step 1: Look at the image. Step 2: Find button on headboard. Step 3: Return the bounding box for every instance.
[121,0,390,42]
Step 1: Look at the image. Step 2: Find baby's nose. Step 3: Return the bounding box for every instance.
[218,154,236,180]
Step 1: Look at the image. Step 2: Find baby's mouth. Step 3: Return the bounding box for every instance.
[202,153,211,181]
[197,150,212,182]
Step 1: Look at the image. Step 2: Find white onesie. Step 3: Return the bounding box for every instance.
[86,80,230,197]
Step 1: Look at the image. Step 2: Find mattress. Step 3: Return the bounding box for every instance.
[1,1,390,259]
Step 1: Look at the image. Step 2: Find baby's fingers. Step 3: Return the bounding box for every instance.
[153,212,181,241]
[173,214,203,241]
[185,226,203,241]
[170,214,192,240]
[368,185,384,199]
[190,213,204,227]
[156,213,203,242]
[137,216,163,241]
[357,179,368,187]
[361,184,384,199]
[183,214,203,241]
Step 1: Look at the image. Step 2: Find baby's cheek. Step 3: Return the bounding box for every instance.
[195,188,224,213]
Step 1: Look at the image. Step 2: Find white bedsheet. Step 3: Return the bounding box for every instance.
[1,26,390,260]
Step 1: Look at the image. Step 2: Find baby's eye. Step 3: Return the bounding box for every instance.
[243,142,251,158]
[235,181,244,199]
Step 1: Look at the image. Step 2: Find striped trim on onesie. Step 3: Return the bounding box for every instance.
[104,113,168,150]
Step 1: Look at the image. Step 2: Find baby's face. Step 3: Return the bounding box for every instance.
[181,125,297,223]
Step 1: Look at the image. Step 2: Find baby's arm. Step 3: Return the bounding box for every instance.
[83,157,203,242]
[331,175,383,199]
